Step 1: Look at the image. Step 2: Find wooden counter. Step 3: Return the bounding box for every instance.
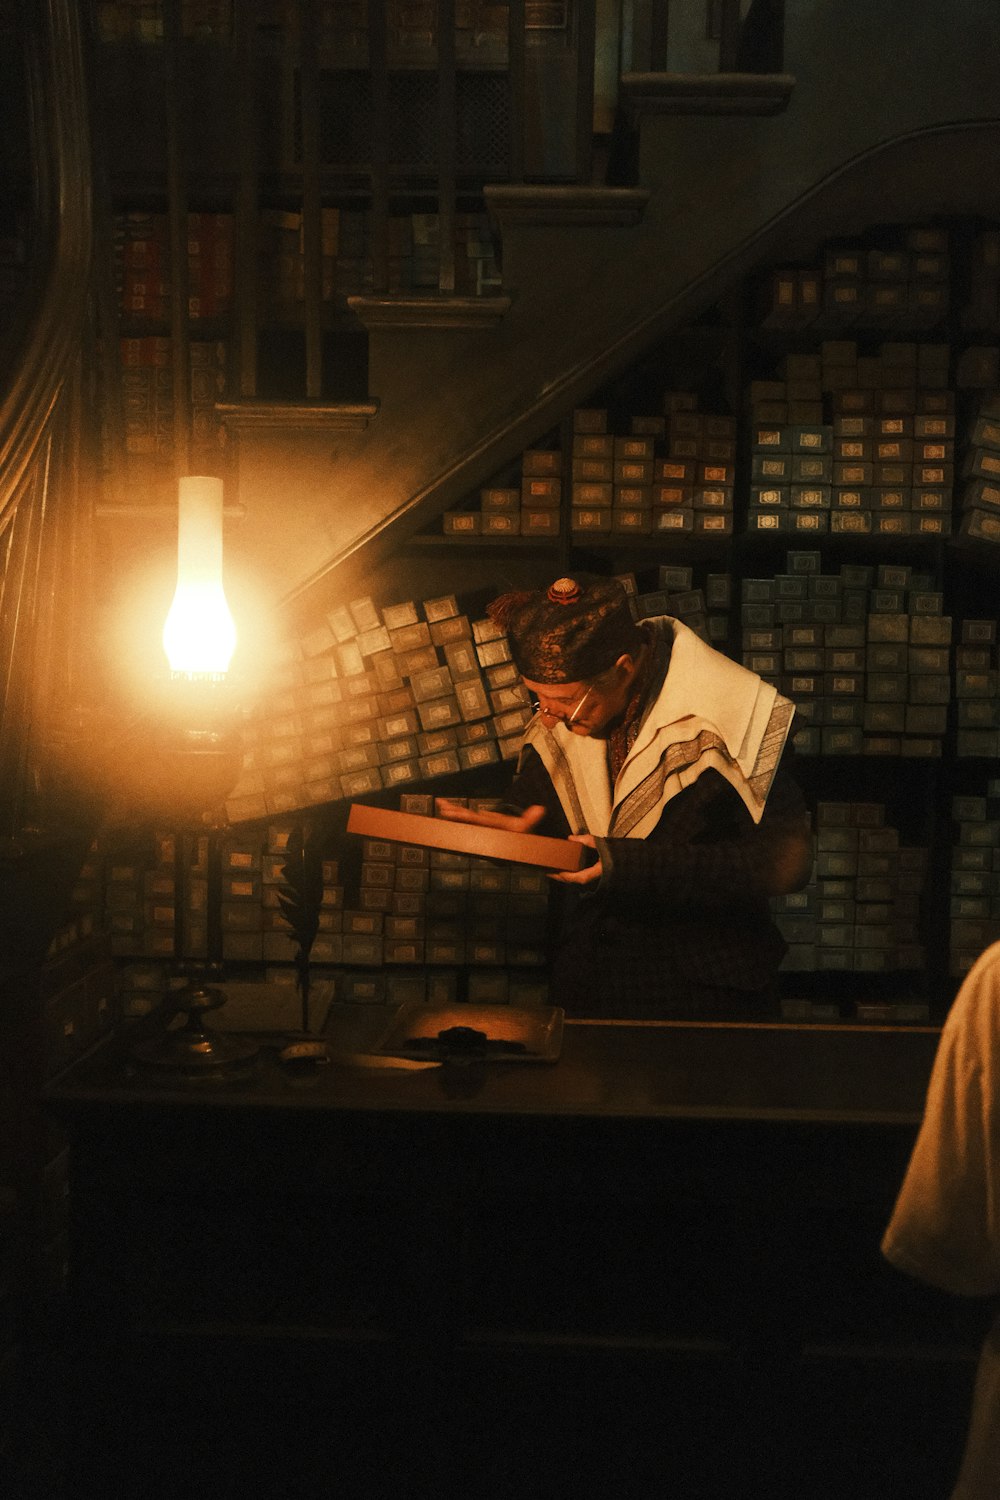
[45,1005,941,1124]
[42,1009,977,1500]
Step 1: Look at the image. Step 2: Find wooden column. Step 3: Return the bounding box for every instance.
[437,0,457,294]
[162,0,192,476]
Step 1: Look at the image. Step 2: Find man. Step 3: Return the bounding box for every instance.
[882,943,1000,1499]
[439,574,813,1019]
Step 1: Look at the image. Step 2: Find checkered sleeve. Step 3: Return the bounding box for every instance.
[596,759,809,911]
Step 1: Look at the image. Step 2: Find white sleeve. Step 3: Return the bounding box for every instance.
[881,941,1000,1297]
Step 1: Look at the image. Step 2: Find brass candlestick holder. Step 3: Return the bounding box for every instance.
[132,976,259,1072]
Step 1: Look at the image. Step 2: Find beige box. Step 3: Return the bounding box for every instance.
[423,594,460,623]
[521,508,560,536]
[443,511,480,535]
[570,507,612,533]
[522,449,563,476]
[480,487,520,512]
[482,512,521,536]
[347,804,585,871]
[521,477,562,505]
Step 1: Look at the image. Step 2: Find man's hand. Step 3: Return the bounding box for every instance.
[549,833,602,886]
[435,798,547,835]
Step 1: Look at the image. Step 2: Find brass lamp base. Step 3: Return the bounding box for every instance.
[132,983,259,1072]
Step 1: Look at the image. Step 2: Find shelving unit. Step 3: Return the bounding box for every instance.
[79,9,1000,1026]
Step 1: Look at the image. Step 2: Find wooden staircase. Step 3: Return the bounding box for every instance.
[254,0,1000,627]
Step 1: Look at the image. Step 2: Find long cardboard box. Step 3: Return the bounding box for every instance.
[347,804,586,872]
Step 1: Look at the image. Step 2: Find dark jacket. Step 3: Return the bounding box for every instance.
[511,742,808,1020]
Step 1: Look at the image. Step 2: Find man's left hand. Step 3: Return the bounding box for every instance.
[550,833,601,886]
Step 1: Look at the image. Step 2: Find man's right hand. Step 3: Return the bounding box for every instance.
[435,799,547,835]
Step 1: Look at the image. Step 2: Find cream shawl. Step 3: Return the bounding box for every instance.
[519,615,795,838]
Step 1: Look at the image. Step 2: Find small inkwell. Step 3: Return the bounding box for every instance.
[374,1002,564,1065]
[404,1024,528,1065]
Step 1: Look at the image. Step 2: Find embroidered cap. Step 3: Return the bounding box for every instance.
[487,574,640,683]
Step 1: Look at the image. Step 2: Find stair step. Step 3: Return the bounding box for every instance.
[483,186,649,229]
[346,295,511,330]
[216,401,379,431]
[620,71,795,116]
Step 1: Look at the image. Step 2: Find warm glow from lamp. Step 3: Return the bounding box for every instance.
[162,476,237,677]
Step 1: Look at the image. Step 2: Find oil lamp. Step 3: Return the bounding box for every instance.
[132,475,257,1073]
[145,475,245,823]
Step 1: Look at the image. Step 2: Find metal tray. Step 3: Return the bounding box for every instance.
[372,1002,565,1063]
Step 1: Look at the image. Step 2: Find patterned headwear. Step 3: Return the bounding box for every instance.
[487,575,641,683]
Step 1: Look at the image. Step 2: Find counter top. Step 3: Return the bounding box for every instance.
[44,1004,942,1127]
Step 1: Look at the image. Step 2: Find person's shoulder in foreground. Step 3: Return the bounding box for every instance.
[882,939,1000,1296]
[882,941,1000,1500]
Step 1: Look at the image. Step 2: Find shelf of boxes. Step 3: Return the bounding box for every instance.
[773,798,930,1019]
[226,591,532,824]
[954,618,1000,757]
[100,801,550,1006]
[949,786,1000,977]
[742,553,951,759]
[747,342,954,540]
[341,792,550,1005]
[436,395,736,541]
[758,225,951,333]
[957,390,1000,546]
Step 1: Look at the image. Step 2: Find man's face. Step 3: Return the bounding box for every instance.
[522,666,631,738]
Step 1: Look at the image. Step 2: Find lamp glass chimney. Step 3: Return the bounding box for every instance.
[162,476,237,677]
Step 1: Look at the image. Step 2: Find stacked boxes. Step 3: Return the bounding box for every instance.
[742,553,951,758]
[954,619,1000,756]
[653,393,736,540]
[747,341,954,538]
[950,787,1000,975]
[442,448,562,538]
[759,226,950,331]
[97,802,551,1000]
[326,794,550,1001]
[443,396,736,541]
[957,392,1000,547]
[749,415,833,536]
[217,832,264,965]
[569,406,621,538]
[226,590,532,824]
[774,799,928,980]
[629,565,732,647]
[519,445,563,538]
[102,836,168,959]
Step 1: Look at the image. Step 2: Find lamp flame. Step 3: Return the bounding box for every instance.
[162,476,237,677]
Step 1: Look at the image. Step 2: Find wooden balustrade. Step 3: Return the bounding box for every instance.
[0,0,95,841]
